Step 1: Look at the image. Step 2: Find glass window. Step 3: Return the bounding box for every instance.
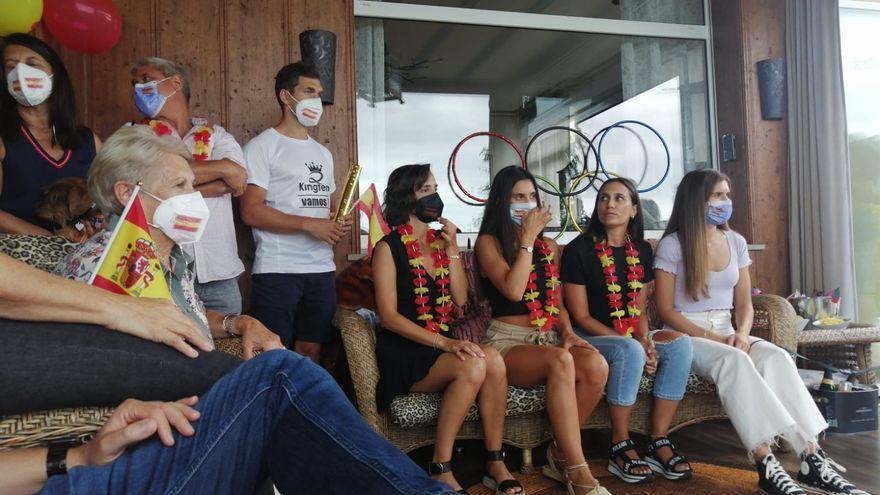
[840,4,880,327]
[379,0,705,25]
[355,17,711,237]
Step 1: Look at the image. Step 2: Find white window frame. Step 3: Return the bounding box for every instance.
[353,0,719,249]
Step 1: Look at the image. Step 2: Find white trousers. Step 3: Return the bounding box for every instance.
[675,310,827,457]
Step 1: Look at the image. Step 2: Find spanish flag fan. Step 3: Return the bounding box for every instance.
[87,184,172,300]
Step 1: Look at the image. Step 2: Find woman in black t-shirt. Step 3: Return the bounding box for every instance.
[373,164,522,494]
[562,178,693,484]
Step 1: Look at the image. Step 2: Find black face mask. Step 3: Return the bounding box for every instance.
[414,192,444,223]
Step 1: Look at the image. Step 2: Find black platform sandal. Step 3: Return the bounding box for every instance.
[644,437,693,481]
[607,439,654,484]
[481,450,525,495]
[428,460,469,494]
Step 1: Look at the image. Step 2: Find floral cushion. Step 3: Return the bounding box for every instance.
[0,234,78,272]
[389,372,716,428]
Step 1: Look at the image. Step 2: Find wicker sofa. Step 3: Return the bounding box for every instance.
[0,234,244,451]
[336,249,799,472]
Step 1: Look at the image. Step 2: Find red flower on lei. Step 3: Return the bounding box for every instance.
[523,240,560,332]
[141,119,212,161]
[595,237,644,337]
[398,225,452,333]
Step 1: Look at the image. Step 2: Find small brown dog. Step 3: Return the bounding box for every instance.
[35,178,107,243]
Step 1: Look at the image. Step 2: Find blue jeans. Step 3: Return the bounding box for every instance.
[41,350,456,495]
[574,332,693,406]
[195,277,242,314]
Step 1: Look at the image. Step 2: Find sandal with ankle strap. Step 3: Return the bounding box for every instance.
[481,450,525,495]
[428,460,469,494]
[564,462,612,495]
[607,439,654,484]
[644,437,692,481]
[541,441,566,483]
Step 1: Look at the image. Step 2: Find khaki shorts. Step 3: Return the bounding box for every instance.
[482,319,558,357]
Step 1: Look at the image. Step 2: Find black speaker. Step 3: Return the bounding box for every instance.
[300,29,337,105]
[757,58,786,120]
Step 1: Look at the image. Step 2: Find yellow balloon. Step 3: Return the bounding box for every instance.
[0,0,43,37]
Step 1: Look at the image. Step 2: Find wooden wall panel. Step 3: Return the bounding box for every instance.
[155,0,226,126]
[88,0,154,139]
[224,0,288,142]
[741,0,788,296]
[711,0,789,295]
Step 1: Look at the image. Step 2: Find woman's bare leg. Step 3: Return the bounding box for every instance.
[411,353,487,490]
[476,345,520,493]
[504,345,601,489]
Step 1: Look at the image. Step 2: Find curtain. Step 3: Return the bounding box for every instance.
[355,18,386,106]
[787,0,858,319]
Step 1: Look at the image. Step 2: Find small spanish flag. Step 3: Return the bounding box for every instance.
[87,184,172,300]
[355,183,391,257]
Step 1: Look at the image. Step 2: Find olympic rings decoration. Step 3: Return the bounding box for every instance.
[564,171,623,233]
[532,175,569,240]
[595,120,670,193]
[448,132,525,205]
[523,126,600,198]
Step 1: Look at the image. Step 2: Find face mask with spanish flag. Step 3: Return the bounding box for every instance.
[6,62,53,107]
[142,189,210,245]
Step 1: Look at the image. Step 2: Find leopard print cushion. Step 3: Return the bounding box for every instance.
[390,385,547,428]
[0,234,78,272]
[390,373,716,428]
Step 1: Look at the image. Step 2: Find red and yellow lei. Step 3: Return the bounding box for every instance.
[595,237,644,337]
[399,225,452,333]
[141,119,212,161]
[524,240,561,332]
[191,125,213,161]
[142,118,174,137]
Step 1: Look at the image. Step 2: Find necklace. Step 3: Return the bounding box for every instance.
[398,225,452,333]
[524,239,560,332]
[595,236,644,337]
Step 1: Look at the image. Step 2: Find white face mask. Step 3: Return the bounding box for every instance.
[6,63,53,107]
[285,91,323,127]
[510,202,538,226]
[142,190,210,245]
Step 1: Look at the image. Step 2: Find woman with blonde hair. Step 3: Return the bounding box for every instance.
[654,169,866,495]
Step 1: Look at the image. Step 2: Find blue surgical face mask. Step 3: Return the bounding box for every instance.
[510,202,537,226]
[133,77,176,118]
[706,199,733,225]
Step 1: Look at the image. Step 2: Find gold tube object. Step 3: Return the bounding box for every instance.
[333,163,362,222]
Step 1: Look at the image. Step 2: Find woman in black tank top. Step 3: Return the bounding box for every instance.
[0,33,101,235]
[475,166,610,495]
[373,164,523,494]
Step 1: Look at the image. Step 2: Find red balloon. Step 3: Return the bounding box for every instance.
[42,0,122,54]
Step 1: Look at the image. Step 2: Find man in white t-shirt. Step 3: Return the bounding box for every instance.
[129,57,246,315]
[241,62,351,363]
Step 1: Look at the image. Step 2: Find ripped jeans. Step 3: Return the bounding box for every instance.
[573,331,693,406]
[674,310,827,457]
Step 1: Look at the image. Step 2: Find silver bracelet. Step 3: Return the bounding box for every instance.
[432,332,441,349]
[448,254,461,260]
[222,313,241,337]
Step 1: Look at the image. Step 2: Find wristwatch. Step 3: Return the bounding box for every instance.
[46,439,79,477]
[520,245,533,254]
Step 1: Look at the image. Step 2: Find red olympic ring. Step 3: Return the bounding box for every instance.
[449,132,526,204]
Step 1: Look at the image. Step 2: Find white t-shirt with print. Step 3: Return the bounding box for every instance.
[243,127,336,274]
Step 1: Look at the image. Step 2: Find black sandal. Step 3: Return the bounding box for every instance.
[606,439,654,484]
[428,460,469,494]
[481,450,525,495]
[644,437,692,481]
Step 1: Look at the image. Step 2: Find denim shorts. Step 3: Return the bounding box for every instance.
[251,272,336,346]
